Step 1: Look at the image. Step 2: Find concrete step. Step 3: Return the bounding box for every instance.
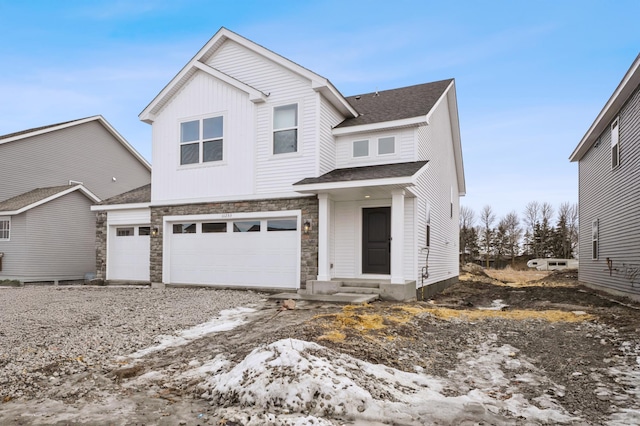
[337,286,382,295]
[268,292,379,304]
[337,280,382,288]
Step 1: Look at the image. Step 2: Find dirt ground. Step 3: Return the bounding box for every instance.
[2,268,640,425]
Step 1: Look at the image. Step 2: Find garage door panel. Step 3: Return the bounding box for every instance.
[169,219,299,288]
[108,226,150,281]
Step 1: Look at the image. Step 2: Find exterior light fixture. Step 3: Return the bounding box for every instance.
[303,220,311,234]
[152,227,159,236]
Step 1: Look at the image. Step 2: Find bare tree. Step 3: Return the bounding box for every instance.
[459,206,476,264]
[479,205,495,268]
[558,202,579,258]
[523,202,540,256]
[502,211,522,265]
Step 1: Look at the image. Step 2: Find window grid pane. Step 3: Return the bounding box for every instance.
[353,140,369,157]
[203,222,227,233]
[267,219,297,231]
[233,221,261,232]
[180,143,199,165]
[0,219,9,239]
[180,120,199,142]
[274,104,297,129]
[203,116,223,139]
[378,137,395,155]
[203,140,223,162]
[274,129,297,154]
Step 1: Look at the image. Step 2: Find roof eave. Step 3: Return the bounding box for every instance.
[0,185,101,216]
[91,202,151,212]
[570,53,640,162]
[445,81,466,195]
[332,116,427,136]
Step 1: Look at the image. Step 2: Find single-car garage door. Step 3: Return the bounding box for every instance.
[169,217,299,289]
[108,225,151,281]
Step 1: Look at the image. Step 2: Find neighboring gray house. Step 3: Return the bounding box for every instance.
[569,53,640,301]
[0,116,151,283]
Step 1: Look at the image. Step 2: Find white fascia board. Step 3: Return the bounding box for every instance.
[332,116,427,136]
[312,81,358,118]
[0,185,101,216]
[445,82,466,196]
[164,209,301,223]
[91,202,151,212]
[192,62,267,103]
[293,176,417,193]
[425,79,455,125]
[0,115,100,146]
[570,53,640,162]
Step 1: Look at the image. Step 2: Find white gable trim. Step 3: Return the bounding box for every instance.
[0,185,101,216]
[570,53,640,162]
[0,115,151,171]
[192,62,267,103]
[139,27,358,123]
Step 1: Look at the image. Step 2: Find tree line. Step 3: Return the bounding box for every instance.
[459,201,578,267]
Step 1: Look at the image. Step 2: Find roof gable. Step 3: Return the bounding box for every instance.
[139,27,358,123]
[0,115,151,171]
[570,53,640,162]
[0,185,100,215]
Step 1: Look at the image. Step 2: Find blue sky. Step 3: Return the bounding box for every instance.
[1,0,638,222]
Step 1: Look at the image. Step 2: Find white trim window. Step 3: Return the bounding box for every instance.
[180,115,224,165]
[273,104,298,154]
[611,117,620,169]
[592,219,599,260]
[0,217,9,240]
[378,136,395,155]
[353,139,369,158]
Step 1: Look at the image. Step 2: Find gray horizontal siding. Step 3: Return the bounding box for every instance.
[0,120,150,202]
[0,214,27,278]
[578,83,640,297]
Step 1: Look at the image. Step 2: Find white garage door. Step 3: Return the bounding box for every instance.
[169,218,299,289]
[108,225,150,281]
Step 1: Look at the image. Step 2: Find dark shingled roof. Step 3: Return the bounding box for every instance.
[294,161,428,186]
[99,184,151,205]
[0,117,92,141]
[0,186,76,212]
[336,79,453,128]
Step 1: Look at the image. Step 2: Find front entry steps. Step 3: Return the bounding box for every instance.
[268,292,378,304]
[269,279,383,304]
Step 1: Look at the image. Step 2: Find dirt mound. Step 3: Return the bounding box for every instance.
[461,263,488,277]
[532,268,579,286]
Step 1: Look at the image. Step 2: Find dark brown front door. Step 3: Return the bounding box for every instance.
[362,207,391,274]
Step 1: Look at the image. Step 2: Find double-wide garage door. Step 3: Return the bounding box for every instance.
[169,217,299,289]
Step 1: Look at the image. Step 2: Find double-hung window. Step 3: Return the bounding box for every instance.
[611,118,620,169]
[180,116,224,165]
[273,104,298,154]
[0,218,9,240]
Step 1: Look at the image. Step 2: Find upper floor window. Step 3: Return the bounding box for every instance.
[0,218,9,240]
[180,116,224,165]
[378,136,395,155]
[273,104,298,154]
[353,140,369,157]
[611,117,619,169]
[592,219,599,260]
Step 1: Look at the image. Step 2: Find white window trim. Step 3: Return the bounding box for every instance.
[0,217,10,241]
[611,117,620,170]
[178,113,226,167]
[272,102,301,157]
[377,136,396,156]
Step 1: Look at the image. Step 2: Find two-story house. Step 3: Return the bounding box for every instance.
[93,28,465,301]
[0,116,151,283]
[570,53,640,301]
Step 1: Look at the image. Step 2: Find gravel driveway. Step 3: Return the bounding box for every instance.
[0,286,265,400]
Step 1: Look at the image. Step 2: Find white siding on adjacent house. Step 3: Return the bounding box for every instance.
[334,127,417,169]
[318,98,343,174]
[414,95,460,287]
[0,121,150,201]
[151,71,256,203]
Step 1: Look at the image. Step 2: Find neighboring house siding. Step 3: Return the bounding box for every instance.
[414,95,460,287]
[0,214,27,277]
[334,127,417,168]
[23,192,95,281]
[0,121,150,201]
[151,71,256,203]
[578,84,640,296]
[318,98,342,175]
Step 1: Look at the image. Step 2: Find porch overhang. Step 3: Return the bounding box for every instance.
[292,161,428,200]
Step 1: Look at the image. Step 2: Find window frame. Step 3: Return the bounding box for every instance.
[611,117,620,169]
[377,136,395,155]
[116,227,135,237]
[179,114,225,166]
[273,103,299,155]
[352,139,370,158]
[0,217,10,241]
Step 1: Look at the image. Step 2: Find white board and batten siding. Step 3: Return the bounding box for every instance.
[414,95,461,287]
[577,85,640,297]
[330,198,416,280]
[150,71,256,203]
[0,120,150,202]
[163,211,301,289]
[106,208,151,282]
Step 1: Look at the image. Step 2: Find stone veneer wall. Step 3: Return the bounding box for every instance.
[150,196,318,288]
[95,211,107,279]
